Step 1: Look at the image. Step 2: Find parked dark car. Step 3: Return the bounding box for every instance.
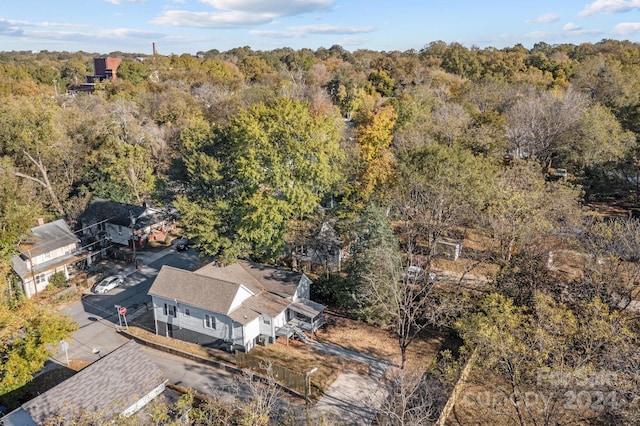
[176,238,190,251]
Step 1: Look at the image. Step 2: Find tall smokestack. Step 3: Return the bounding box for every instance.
[152,42,157,56]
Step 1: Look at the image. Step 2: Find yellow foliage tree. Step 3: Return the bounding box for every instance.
[354,104,398,198]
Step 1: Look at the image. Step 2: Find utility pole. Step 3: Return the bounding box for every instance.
[129,211,137,269]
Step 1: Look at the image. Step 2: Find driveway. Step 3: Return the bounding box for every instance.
[304,340,392,424]
[311,371,387,425]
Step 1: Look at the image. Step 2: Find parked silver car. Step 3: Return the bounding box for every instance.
[93,274,124,294]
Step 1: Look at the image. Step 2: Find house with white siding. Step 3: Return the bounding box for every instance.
[148,260,324,352]
[11,218,88,298]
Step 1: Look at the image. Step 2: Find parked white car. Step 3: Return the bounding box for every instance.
[93,275,124,294]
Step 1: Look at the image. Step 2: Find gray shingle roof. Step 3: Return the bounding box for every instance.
[237,260,303,298]
[15,340,166,424]
[148,262,306,322]
[78,198,167,231]
[17,219,79,258]
[148,265,254,315]
[241,291,291,318]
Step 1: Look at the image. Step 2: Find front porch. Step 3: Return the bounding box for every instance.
[275,299,325,341]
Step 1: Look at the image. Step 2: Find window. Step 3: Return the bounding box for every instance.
[184,308,191,317]
[263,317,271,325]
[34,273,46,285]
[204,314,216,329]
[164,303,176,317]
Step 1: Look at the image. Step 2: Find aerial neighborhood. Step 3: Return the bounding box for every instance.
[3,35,640,425]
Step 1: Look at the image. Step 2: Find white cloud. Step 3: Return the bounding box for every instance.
[153,0,335,29]
[152,10,274,28]
[200,0,333,16]
[249,29,296,38]
[0,19,23,36]
[579,0,640,17]
[563,22,582,31]
[535,13,559,23]
[613,21,640,34]
[250,23,374,39]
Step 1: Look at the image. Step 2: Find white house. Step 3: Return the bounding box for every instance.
[148,260,324,352]
[11,219,87,298]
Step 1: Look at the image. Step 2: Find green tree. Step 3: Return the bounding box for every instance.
[0,97,72,217]
[560,103,634,170]
[116,60,149,85]
[0,158,41,295]
[347,204,457,369]
[392,144,495,262]
[0,300,77,394]
[347,204,400,322]
[179,97,343,262]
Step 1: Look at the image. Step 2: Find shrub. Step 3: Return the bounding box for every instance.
[48,272,67,289]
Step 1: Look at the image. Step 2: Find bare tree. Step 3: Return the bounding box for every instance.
[377,368,447,425]
[239,362,284,426]
[505,86,587,162]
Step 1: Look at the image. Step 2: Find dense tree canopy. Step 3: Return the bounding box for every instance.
[177,97,344,262]
[3,39,640,422]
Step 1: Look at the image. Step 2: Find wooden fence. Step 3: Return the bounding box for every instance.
[235,352,307,394]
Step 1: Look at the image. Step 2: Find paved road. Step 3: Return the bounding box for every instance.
[143,346,259,405]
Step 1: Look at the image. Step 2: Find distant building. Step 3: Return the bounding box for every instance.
[77,198,173,249]
[72,57,122,92]
[87,57,122,83]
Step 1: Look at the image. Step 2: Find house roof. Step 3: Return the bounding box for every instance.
[148,265,255,315]
[194,262,264,294]
[241,291,291,318]
[240,260,304,297]
[289,299,325,319]
[78,198,167,231]
[148,262,308,323]
[4,340,166,425]
[17,219,79,258]
[12,251,89,280]
[227,305,261,325]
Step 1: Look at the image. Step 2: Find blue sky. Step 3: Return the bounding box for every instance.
[1,0,640,55]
